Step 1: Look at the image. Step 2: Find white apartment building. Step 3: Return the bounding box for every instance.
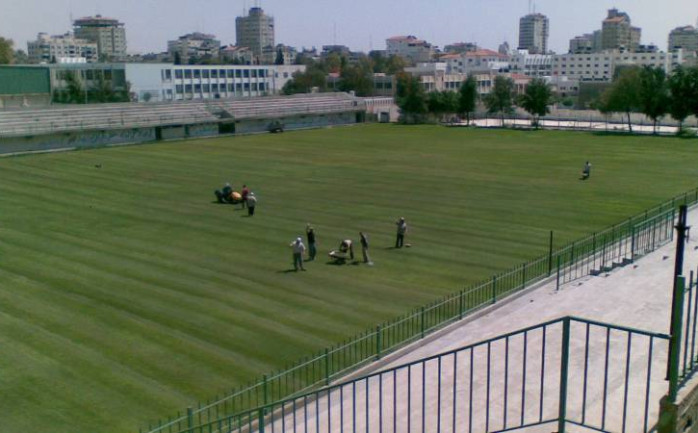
[441,49,510,75]
[168,33,221,63]
[27,33,97,64]
[552,49,694,82]
[73,15,127,61]
[510,50,554,78]
[386,36,435,64]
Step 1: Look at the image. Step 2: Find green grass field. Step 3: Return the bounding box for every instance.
[1,124,697,433]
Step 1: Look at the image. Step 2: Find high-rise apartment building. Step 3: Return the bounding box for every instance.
[27,32,97,63]
[518,13,549,54]
[601,9,641,51]
[73,15,127,61]
[236,7,275,64]
[669,26,698,53]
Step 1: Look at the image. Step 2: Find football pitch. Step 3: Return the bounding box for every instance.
[1,124,697,433]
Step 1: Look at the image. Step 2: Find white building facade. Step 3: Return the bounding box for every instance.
[552,49,694,82]
[27,33,97,64]
[386,36,435,64]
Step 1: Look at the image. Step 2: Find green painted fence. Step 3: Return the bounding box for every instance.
[139,187,698,433]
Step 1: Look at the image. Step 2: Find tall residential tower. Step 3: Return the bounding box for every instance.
[518,13,549,54]
[73,15,127,61]
[236,7,275,64]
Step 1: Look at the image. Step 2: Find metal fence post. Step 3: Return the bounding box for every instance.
[324,348,330,385]
[258,408,265,433]
[376,326,382,360]
[263,375,268,405]
[556,256,562,291]
[630,225,636,262]
[492,276,497,304]
[459,290,464,320]
[558,318,571,433]
[421,307,426,339]
[187,407,194,433]
[522,263,527,289]
[548,231,554,276]
[669,276,686,402]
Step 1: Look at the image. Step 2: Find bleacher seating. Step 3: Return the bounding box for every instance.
[0,93,364,138]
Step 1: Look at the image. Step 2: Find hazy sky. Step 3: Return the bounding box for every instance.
[3,0,698,55]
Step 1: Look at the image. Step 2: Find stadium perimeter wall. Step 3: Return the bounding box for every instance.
[0,113,359,155]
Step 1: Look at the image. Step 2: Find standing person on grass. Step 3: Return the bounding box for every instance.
[290,237,306,271]
[241,184,250,209]
[360,232,372,265]
[306,224,317,261]
[246,192,257,216]
[395,217,407,248]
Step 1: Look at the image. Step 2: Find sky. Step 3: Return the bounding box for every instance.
[3,0,698,55]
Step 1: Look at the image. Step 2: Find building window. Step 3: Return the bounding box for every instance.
[227,83,234,92]
[219,69,226,77]
[211,84,219,93]
[202,69,210,78]
[194,69,201,79]
[235,70,242,78]
[227,70,234,78]
[283,72,289,78]
[236,83,242,92]
[211,69,218,78]
[244,83,250,91]
[203,84,210,93]
[184,70,192,79]
[243,69,250,78]
[252,83,258,91]
[176,85,183,94]
[258,69,265,77]
[175,70,183,79]
[194,83,201,93]
[185,84,193,93]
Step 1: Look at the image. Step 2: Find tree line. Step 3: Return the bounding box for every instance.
[396,73,553,127]
[599,66,698,134]
[282,51,406,96]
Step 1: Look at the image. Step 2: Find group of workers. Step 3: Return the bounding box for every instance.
[215,183,257,216]
[288,218,408,272]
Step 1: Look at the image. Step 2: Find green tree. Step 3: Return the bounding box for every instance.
[385,55,407,75]
[484,76,515,125]
[396,73,427,123]
[339,63,373,96]
[599,67,641,132]
[458,75,478,125]
[13,49,28,64]
[0,37,14,64]
[63,71,86,104]
[519,78,552,129]
[669,67,694,130]
[282,65,328,94]
[275,49,285,65]
[638,66,669,134]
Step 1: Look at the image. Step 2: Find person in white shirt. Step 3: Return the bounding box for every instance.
[289,237,307,271]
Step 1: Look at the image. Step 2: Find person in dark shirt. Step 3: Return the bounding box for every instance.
[395,217,407,248]
[306,224,317,261]
[241,184,250,208]
[581,161,591,180]
[360,232,372,264]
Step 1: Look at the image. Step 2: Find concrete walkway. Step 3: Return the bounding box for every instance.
[258,209,698,433]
